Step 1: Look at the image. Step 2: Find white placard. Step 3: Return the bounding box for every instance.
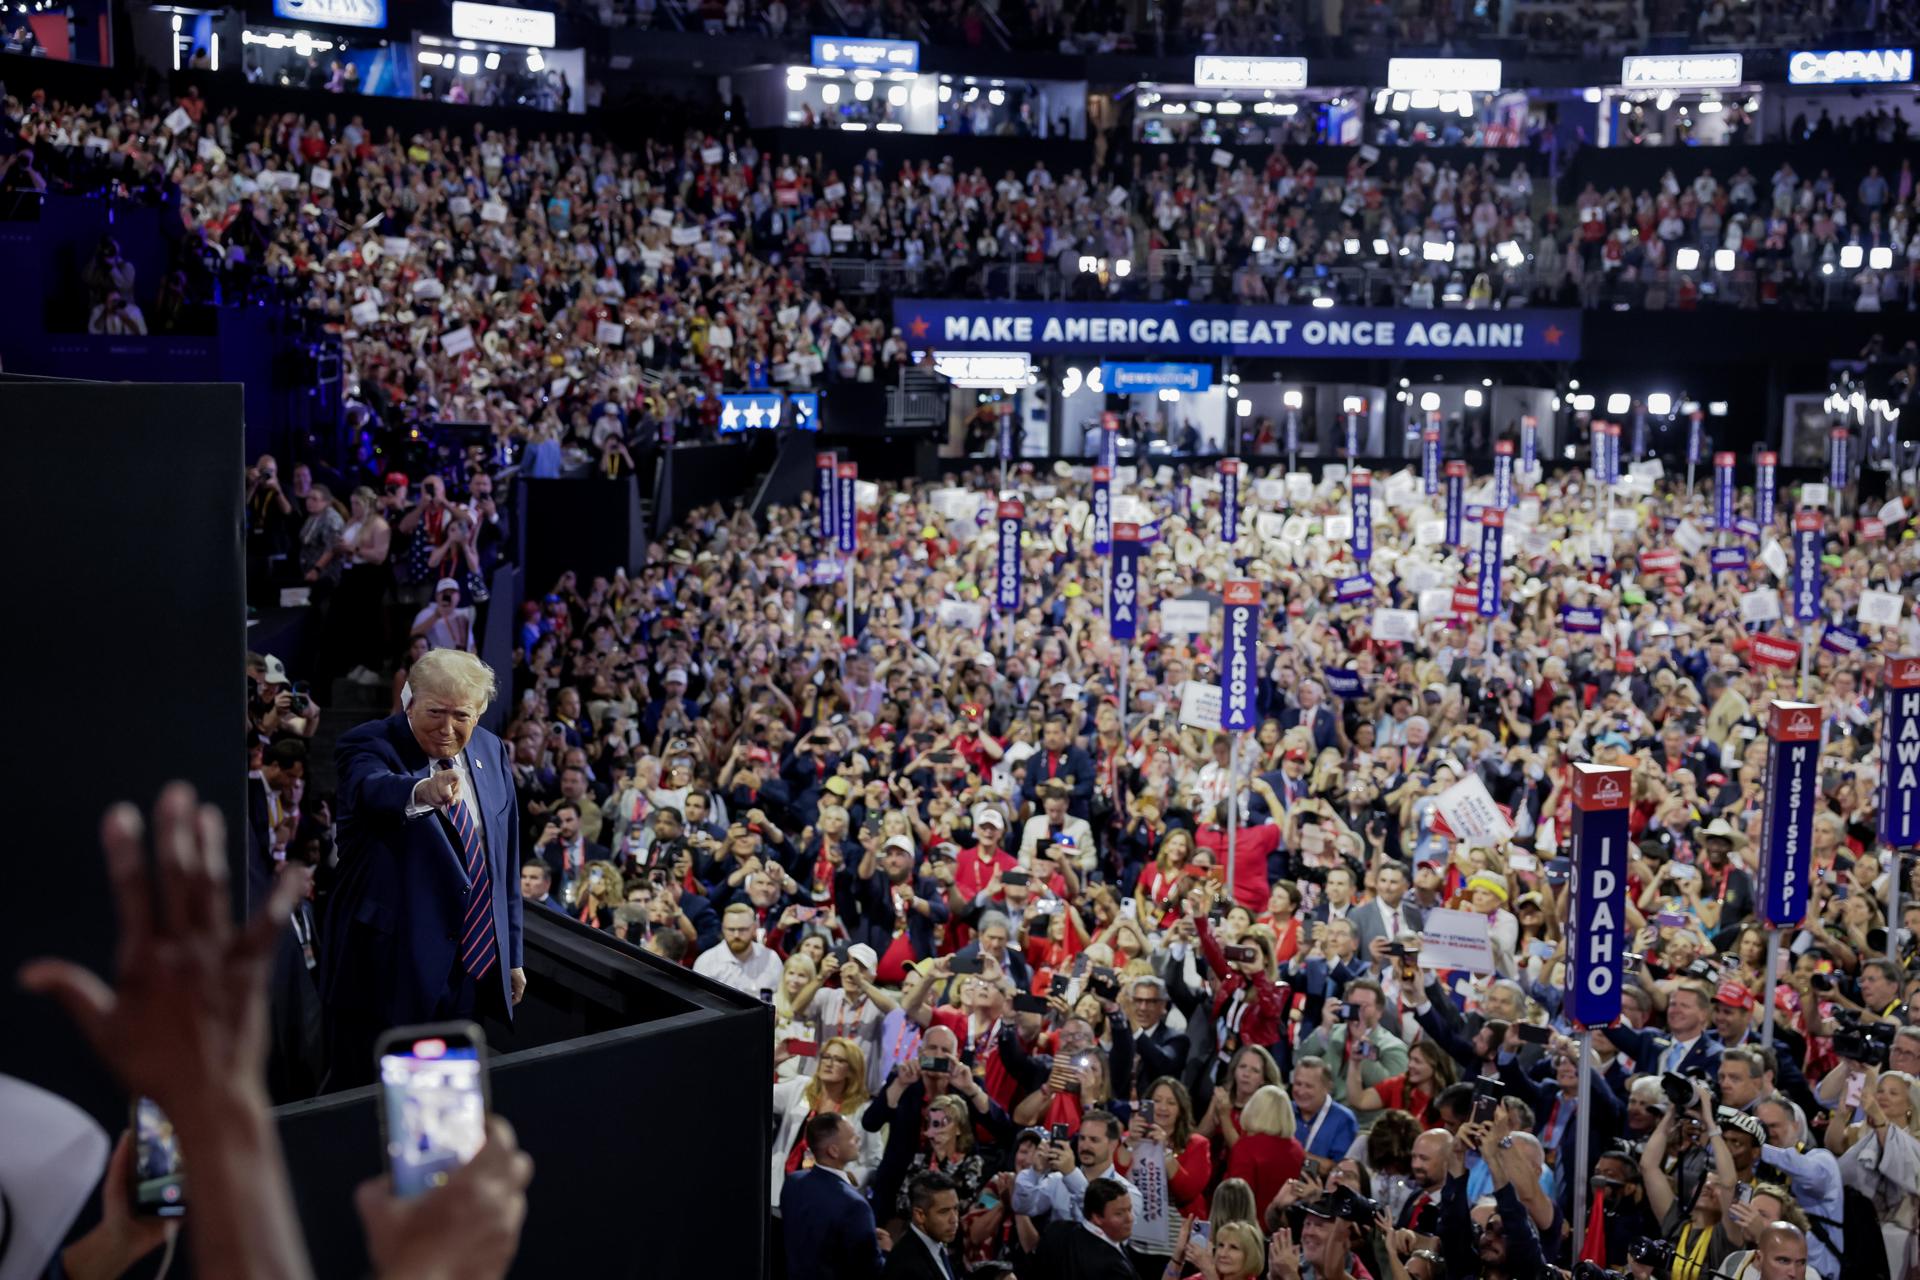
[481,201,508,224]
[1672,520,1706,556]
[1286,473,1314,501]
[1607,509,1637,532]
[937,599,984,630]
[708,324,734,349]
[1371,608,1419,642]
[1398,562,1442,595]
[1161,599,1211,634]
[1802,482,1831,508]
[1760,540,1789,580]
[440,326,476,356]
[1211,148,1234,168]
[831,316,854,339]
[670,226,702,246]
[1630,459,1665,480]
[1256,512,1287,540]
[411,279,445,300]
[1739,588,1782,624]
[310,166,332,191]
[1107,186,1129,207]
[1860,588,1905,627]
[1417,908,1497,974]
[1415,520,1445,546]
[829,224,855,243]
[701,144,724,165]
[1323,514,1353,542]
[1323,464,1348,487]
[448,196,473,217]
[1254,478,1286,503]
[349,300,380,326]
[163,107,193,134]
[1418,587,1455,616]
[1435,773,1515,848]
[382,236,411,259]
[595,320,625,346]
[1882,497,1909,524]
[823,181,847,203]
[776,305,800,327]
[550,376,570,399]
[650,208,675,228]
[1179,682,1223,730]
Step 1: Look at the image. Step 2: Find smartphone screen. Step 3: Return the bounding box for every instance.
[1470,1094,1500,1126]
[1845,1071,1867,1109]
[377,1023,490,1198]
[131,1096,186,1217]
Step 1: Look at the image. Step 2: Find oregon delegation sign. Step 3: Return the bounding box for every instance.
[896,302,1581,361]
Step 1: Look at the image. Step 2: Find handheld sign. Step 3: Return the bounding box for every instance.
[1560,605,1604,633]
[1493,441,1514,510]
[1759,701,1823,926]
[1792,511,1823,622]
[835,462,857,553]
[1881,658,1920,848]
[816,451,838,539]
[1521,414,1538,473]
[1829,427,1849,491]
[997,405,1013,464]
[1220,581,1259,732]
[1352,469,1373,563]
[1422,428,1440,496]
[1218,459,1239,546]
[1756,451,1777,527]
[1566,763,1631,1026]
[1714,452,1736,532]
[1476,509,1504,618]
[1100,412,1119,471]
[995,499,1024,613]
[1109,522,1140,641]
[1092,465,1112,555]
[1445,461,1467,548]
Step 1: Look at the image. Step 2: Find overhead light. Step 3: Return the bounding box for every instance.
[1674,247,1700,270]
[1373,238,1390,255]
[822,82,840,103]
[1647,392,1673,415]
[1237,398,1252,417]
[1078,255,1100,273]
[419,50,443,65]
[1607,393,1631,414]
[1570,394,1596,412]
[524,46,543,71]
[1419,392,1440,411]
[854,79,873,101]
[1344,396,1366,414]
[1343,238,1360,255]
[1312,296,1334,308]
[1840,244,1863,269]
[1422,241,1454,262]
[1713,248,1735,271]
[1283,390,1303,409]
[988,89,1005,106]
[1159,387,1182,402]
[1061,367,1083,396]
[1568,379,1580,390]
[1482,378,1493,387]
[1192,101,1212,113]
[1871,247,1894,269]
[1252,236,1267,252]
[787,71,807,91]
[1114,258,1132,277]
[1216,100,1242,114]
[457,54,479,75]
[1464,389,1484,408]
[887,85,907,106]
[484,51,500,69]
[938,83,951,102]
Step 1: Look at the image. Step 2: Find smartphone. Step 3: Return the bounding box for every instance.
[1223,944,1258,964]
[130,1096,186,1217]
[1654,911,1689,928]
[1049,973,1071,999]
[1338,1002,1357,1021]
[1735,1183,1754,1205]
[1527,939,1555,961]
[948,954,984,975]
[1354,1038,1378,1060]
[793,905,817,923]
[1190,1219,1211,1247]
[375,1022,490,1199]
[785,1037,820,1058]
[1470,1093,1500,1127]
[1508,852,1539,873]
[925,1055,953,1074]
[1845,1071,1868,1108]
[1050,1122,1071,1143]
[1517,1023,1552,1045]
[1012,992,1051,1015]
[1003,869,1032,887]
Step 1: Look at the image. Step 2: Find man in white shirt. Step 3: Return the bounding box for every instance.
[693,902,784,997]
[1017,783,1094,870]
[1012,1110,1138,1223]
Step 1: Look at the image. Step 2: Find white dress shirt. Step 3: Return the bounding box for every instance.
[693,939,785,996]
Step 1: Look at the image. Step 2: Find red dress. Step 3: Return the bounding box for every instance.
[1224,1132,1305,1220]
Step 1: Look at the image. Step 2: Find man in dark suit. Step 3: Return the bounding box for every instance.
[1035,1178,1135,1280]
[1281,680,1340,754]
[845,834,950,980]
[318,650,524,1091]
[534,800,608,902]
[1127,975,1190,1086]
[247,738,308,914]
[1601,978,1722,1080]
[1021,714,1095,820]
[782,1114,886,1280]
[886,1171,964,1280]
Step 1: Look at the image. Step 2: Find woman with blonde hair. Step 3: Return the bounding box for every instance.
[1168,1218,1266,1280]
[1223,1084,1306,1224]
[570,860,623,931]
[1833,1067,1920,1279]
[769,1036,880,1210]
[772,952,818,1079]
[1208,1177,1259,1232]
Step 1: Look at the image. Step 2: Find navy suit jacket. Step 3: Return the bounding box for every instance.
[1602,1025,1722,1079]
[320,715,524,1025]
[1021,746,1096,817]
[1282,704,1339,754]
[781,1167,885,1280]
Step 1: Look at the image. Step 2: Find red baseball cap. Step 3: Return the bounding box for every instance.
[1713,981,1755,1010]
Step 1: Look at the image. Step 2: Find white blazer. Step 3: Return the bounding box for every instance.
[770,1076,885,1211]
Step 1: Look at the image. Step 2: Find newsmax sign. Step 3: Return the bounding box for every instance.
[894,302,1580,361]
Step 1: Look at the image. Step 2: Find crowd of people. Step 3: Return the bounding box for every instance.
[416,441,1915,1280]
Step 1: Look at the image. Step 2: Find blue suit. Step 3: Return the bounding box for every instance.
[781,1167,885,1280]
[320,715,523,1076]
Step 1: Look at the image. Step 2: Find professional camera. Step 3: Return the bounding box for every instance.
[1833,1015,1895,1067]
[1572,1262,1629,1280]
[1629,1237,1677,1269]
[1305,1183,1383,1226]
[1659,1071,1699,1111]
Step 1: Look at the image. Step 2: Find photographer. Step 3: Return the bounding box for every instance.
[1431,1115,1544,1280]
[1749,1095,1842,1280]
[1638,1078,1739,1280]
[1828,1065,1920,1279]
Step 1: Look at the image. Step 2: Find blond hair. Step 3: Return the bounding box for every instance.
[1212,1221,1267,1276]
[408,648,498,711]
[1239,1084,1297,1139]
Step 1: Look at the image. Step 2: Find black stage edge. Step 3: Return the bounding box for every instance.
[0,377,248,1129]
[275,911,773,1280]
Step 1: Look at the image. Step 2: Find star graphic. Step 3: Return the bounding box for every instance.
[909,315,929,338]
[720,403,741,432]
[744,400,765,429]
[1542,325,1564,346]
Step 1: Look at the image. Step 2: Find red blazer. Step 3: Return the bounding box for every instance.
[1195,918,1286,1052]
[1224,1132,1305,1222]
